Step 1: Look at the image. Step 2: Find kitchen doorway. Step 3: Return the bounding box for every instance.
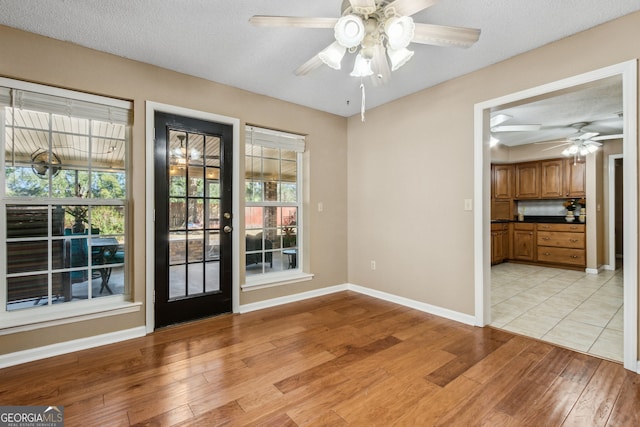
[474,60,638,371]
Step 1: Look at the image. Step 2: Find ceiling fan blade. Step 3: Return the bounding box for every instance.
[491,124,542,132]
[349,0,377,14]
[369,44,391,86]
[541,143,572,151]
[592,133,623,141]
[412,23,480,48]
[249,16,338,29]
[384,0,438,17]
[294,53,324,76]
[575,131,599,140]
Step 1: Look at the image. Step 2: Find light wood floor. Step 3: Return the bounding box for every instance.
[0,291,638,426]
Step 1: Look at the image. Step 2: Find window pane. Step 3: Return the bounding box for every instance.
[245,181,263,203]
[52,169,89,198]
[90,205,125,235]
[206,231,220,261]
[52,114,89,134]
[170,198,186,230]
[5,166,49,197]
[7,241,49,273]
[207,199,220,229]
[169,232,186,265]
[245,207,263,230]
[280,182,297,203]
[263,158,279,181]
[188,199,204,229]
[281,160,297,182]
[7,205,53,238]
[92,121,126,140]
[170,168,186,197]
[90,171,125,199]
[7,274,48,307]
[205,136,220,167]
[188,231,204,263]
[188,168,204,197]
[281,149,296,161]
[188,134,204,166]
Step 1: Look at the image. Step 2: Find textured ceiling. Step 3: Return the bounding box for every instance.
[0,0,639,120]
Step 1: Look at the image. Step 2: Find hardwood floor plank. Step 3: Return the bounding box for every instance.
[0,291,634,426]
[606,370,640,426]
[562,360,627,426]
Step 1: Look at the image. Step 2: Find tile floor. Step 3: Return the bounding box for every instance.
[490,262,623,362]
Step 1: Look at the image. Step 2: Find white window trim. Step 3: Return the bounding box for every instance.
[242,126,311,290]
[0,77,133,331]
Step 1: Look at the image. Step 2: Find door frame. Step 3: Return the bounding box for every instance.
[473,60,638,372]
[607,154,624,271]
[145,102,240,332]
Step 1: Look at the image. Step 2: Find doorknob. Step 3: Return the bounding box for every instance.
[223,225,233,233]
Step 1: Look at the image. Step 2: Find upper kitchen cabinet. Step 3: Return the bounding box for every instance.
[564,158,586,197]
[540,159,564,198]
[492,164,514,199]
[515,162,540,199]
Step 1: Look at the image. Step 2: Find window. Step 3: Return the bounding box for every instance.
[1,80,131,314]
[244,126,308,287]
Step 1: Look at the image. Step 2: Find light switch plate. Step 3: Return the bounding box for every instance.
[464,199,473,211]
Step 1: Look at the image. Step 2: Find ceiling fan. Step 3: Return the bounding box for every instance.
[536,122,623,162]
[249,0,481,84]
[31,149,61,178]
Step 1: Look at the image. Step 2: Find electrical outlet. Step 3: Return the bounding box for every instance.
[318,202,324,212]
[370,260,376,270]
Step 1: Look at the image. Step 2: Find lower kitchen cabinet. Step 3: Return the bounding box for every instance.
[512,223,535,262]
[491,223,509,265]
[536,223,585,267]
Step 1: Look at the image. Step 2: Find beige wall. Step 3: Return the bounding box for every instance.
[0,25,348,354]
[347,11,639,329]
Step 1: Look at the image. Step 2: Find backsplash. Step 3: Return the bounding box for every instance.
[517,199,567,216]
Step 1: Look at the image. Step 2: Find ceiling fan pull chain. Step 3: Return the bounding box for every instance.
[360,81,366,122]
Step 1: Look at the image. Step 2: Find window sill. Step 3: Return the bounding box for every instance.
[242,271,314,292]
[0,297,142,335]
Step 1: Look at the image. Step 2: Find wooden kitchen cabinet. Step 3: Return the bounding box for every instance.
[540,159,564,198]
[536,223,585,268]
[512,223,535,261]
[515,162,540,199]
[564,158,586,197]
[491,223,509,265]
[492,164,514,199]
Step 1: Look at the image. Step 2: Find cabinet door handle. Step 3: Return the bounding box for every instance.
[544,252,551,256]
[571,255,578,258]
[570,239,579,242]
[570,226,577,230]
[542,237,550,240]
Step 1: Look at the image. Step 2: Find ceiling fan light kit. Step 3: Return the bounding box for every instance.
[334,15,366,48]
[319,41,347,70]
[250,0,480,120]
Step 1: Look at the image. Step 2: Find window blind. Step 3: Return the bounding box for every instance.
[0,84,132,125]
[246,126,306,153]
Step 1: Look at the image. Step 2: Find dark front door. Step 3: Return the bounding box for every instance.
[154,111,233,328]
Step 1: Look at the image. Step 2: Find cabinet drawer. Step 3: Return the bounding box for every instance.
[537,247,585,266]
[537,231,585,249]
[536,223,584,232]
[513,223,535,231]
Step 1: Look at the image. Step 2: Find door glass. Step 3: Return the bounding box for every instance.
[167,130,221,299]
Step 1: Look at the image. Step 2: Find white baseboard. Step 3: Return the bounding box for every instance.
[0,326,146,369]
[239,284,348,313]
[347,284,476,326]
[239,282,475,326]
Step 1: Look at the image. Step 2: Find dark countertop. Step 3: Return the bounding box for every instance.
[492,215,585,224]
